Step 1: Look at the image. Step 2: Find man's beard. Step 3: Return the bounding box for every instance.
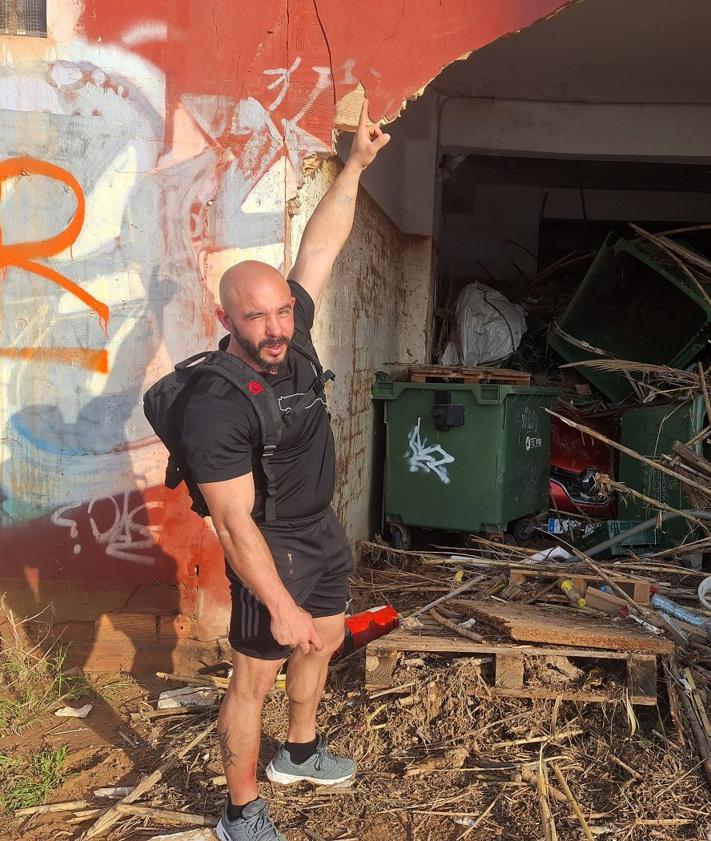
[232,326,291,375]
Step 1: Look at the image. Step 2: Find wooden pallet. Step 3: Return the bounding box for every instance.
[508,569,651,605]
[457,600,672,655]
[409,365,531,386]
[365,618,658,705]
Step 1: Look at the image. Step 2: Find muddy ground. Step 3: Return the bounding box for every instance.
[1,652,710,841]
[2,555,711,841]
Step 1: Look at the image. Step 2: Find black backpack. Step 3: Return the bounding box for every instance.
[143,328,334,521]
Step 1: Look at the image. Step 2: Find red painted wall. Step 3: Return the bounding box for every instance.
[1,0,573,658]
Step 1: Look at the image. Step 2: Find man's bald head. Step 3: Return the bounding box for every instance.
[219,260,290,319]
[216,260,296,375]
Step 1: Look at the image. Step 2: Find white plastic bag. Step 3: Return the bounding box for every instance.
[157,686,217,709]
[441,282,526,367]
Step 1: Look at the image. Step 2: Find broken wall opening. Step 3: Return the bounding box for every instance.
[435,152,711,367]
[368,0,711,563]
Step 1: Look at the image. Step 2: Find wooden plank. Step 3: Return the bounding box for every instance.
[368,626,631,660]
[509,570,650,604]
[366,625,658,705]
[364,650,399,690]
[683,668,711,738]
[495,653,524,689]
[584,587,627,616]
[460,366,531,384]
[632,580,652,604]
[473,685,656,705]
[627,654,658,704]
[408,365,531,386]
[460,600,674,655]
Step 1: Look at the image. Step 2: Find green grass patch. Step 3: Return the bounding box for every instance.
[0,644,86,734]
[0,601,89,734]
[0,746,68,813]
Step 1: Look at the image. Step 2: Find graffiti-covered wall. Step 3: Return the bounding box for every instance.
[0,0,572,667]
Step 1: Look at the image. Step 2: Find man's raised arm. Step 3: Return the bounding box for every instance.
[290,98,390,310]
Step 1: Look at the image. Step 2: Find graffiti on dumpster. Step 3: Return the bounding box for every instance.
[406,417,455,484]
[518,406,545,491]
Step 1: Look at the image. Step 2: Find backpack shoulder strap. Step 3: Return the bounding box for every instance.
[175,350,215,371]
[198,352,283,522]
[280,327,335,426]
[290,326,321,371]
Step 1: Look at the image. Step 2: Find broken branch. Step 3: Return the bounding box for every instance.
[82,722,213,838]
[430,608,484,642]
[114,803,213,825]
[15,800,88,816]
[551,763,594,841]
[536,754,558,841]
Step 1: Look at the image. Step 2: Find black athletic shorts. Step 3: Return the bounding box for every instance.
[225,507,353,659]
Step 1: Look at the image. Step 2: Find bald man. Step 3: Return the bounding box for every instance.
[180,101,390,841]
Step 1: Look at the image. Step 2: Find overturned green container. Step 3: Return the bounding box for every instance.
[549,234,711,404]
[372,379,558,535]
[619,396,706,547]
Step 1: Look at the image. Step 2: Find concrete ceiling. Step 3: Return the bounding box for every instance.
[432,0,711,104]
[442,156,711,214]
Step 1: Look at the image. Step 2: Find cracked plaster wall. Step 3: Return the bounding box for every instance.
[0,0,574,657]
[292,158,434,544]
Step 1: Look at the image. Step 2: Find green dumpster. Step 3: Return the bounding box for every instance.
[549,234,711,404]
[619,396,706,546]
[372,379,558,536]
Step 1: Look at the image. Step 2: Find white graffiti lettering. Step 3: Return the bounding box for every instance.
[2,43,332,525]
[405,417,454,484]
[87,494,164,563]
[263,57,302,111]
[51,503,82,555]
[51,494,164,564]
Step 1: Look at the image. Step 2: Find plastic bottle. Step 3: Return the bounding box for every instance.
[558,579,587,609]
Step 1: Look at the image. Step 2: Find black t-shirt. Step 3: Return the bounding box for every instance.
[180,281,336,522]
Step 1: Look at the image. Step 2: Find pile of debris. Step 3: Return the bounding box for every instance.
[350,539,711,838]
[9,224,711,840]
[10,539,711,839]
[539,224,711,560]
[432,222,711,564]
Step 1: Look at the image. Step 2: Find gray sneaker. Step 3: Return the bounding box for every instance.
[216,797,286,841]
[265,736,356,786]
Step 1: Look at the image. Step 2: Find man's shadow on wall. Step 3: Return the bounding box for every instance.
[0,274,193,775]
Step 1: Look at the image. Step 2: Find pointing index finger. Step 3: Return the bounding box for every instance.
[358,97,370,131]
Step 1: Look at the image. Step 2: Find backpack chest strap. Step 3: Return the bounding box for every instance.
[201,348,334,521]
[282,369,335,427]
[201,354,283,521]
